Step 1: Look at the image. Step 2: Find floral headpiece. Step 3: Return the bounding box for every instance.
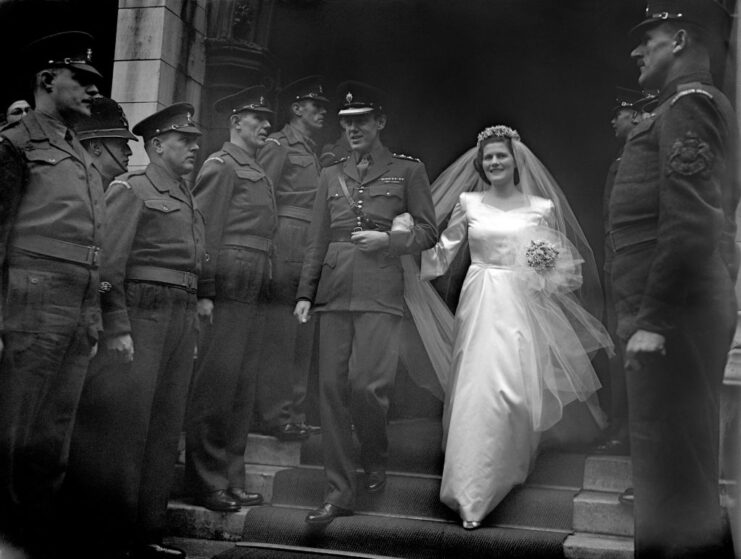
[477,125,521,145]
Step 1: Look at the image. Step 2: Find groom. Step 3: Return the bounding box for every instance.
[294,81,437,525]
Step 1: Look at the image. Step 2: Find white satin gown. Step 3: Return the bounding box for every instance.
[421,192,603,523]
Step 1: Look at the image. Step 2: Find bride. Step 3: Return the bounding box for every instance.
[411,125,612,529]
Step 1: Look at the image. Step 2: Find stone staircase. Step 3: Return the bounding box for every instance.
[564,455,634,558]
[167,425,638,558]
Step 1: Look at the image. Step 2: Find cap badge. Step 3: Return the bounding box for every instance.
[186,112,193,123]
[346,92,353,104]
[318,85,324,94]
[259,96,265,105]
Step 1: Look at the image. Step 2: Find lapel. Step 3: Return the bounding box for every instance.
[223,141,262,172]
[146,162,192,207]
[342,156,361,185]
[30,111,82,162]
[285,124,318,161]
[362,147,393,185]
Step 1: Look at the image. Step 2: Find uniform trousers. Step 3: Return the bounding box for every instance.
[65,282,197,551]
[604,273,627,435]
[318,311,401,510]
[257,216,315,429]
[186,247,268,495]
[625,291,734,558]
[0,253,98,558]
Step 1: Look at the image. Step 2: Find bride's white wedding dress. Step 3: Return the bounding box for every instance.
[421,191,604,523]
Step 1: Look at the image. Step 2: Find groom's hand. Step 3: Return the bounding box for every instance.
[351,230,390,252]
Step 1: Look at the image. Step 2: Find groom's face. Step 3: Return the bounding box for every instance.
[340,113,386,154]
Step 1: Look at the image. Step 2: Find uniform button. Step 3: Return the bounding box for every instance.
[30,277,38,285]
[163,204,169,211]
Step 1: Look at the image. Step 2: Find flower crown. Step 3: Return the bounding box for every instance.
[477,125,521,145]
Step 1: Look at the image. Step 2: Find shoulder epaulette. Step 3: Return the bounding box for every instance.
[204,155,225,165]
[671,88,713,106]
[327,155,349,167]
[110,179,132,190]
[265,137,281,146]
[393,153,421,162]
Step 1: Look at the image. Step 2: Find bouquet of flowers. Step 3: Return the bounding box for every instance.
[525,240,559,273]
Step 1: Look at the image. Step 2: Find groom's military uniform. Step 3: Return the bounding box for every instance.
[609,3,738,554]
[297,83,437,510]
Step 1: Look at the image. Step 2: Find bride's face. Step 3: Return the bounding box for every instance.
[482,141,516,187]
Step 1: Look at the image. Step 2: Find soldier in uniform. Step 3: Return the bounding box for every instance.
[294,81,437,525]
[594,88,652,457]
[67,103,206,559]
[255,75,329,442]
[0,31,103,557]
[610,1,738,556]
[185,86,274,513]
[76,96,136,189]
[5,100,31,125]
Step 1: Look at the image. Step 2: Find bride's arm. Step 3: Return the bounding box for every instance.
[420,197,468,280]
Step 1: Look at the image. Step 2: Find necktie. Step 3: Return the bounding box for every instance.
[357,154,371,181]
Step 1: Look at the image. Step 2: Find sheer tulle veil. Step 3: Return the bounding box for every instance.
[403,130,612,403]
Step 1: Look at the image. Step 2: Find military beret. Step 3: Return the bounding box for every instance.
[132,102,201,141]
[214,85,273,115]
[630,0,732,38]
[337,81,386,117]
[23,31,101,79]
[280,75,329,105]
[76,97,137,142]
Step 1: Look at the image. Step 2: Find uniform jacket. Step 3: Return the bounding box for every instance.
[0,110,105,331]
[609,70,739,339]
[193,141,277,298]
[102,162,206,336]
[602,154,621,275]
[296,145,437,316]
[257,124,321,214]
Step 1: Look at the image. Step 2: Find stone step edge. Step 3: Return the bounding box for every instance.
[573,490,634,538]
[564,532,634,559]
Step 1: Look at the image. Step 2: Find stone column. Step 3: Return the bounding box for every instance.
[111,0,208,170]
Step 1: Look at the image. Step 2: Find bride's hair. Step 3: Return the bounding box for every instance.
[473,135,520,186]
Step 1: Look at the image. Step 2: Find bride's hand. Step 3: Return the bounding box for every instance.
[392,212,414,231]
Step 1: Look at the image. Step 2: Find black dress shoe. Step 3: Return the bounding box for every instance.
[227,487,263,506]
[305,502,353,525]
[128,543,186,558]
[365,470,386,493]
[269,423,310,441]
[194,489,240,512]
[593,438,630,455]
[619,487,634,506]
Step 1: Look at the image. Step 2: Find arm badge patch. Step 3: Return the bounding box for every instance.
[667,131,713,178]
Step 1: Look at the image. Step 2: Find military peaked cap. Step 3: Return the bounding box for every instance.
[337,81,386,116]
[76,97,137,142]
[280,75,329,105]
[612,87,644,114]
[630,0,732,38]
[132,102,201,141]
[24,31,102,79]
[214,85,273,115]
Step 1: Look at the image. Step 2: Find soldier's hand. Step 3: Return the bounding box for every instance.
[351,230,390,252]
[294,301,311,324]
[625,329,666,367]
[107,334,135,363]
[197,298,214,324]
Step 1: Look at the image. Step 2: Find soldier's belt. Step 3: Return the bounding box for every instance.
[277,205,313,222]
[608,221,657,253]
[127,265,198,292]
[330,227,389,243]
[221,234,272,253]
[11,235,100,268]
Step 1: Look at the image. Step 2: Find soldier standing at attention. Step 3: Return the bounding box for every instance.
[185,86,274,513]
[255,75,329,442]
[610,1,738,556]
[72,103,207,559]
[76,96,136,189]
[0,31,103,557]
[294,82,437,525]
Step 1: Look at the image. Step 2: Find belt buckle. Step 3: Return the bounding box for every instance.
[88,245,100,267]
[352,226,363,233]
[186,273,197,291]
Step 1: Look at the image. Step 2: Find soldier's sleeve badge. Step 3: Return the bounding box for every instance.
[666,131,714,178]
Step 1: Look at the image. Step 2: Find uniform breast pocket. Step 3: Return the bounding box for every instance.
[24,146,72,167]
[144,199,182,214]
[367,183,405,217]
[236,168,272,207]
[619,119,660,183]
[288,154,315,169]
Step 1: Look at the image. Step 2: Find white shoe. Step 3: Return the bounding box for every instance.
[462,520,481,530]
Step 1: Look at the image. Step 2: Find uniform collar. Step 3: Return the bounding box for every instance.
[146,161,192,205]
[285,123,316,151]
[656,70,713,106]
[223,141,260,168]
[344,144,392,184]
[33,110,86,163]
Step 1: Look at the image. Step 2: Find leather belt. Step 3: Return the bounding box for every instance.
[127,265,198,291]
[277,205,313,222]
[11,235,100,268]
[609,220,657,252]
[330,227,389,243]
[221,234,273,253]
